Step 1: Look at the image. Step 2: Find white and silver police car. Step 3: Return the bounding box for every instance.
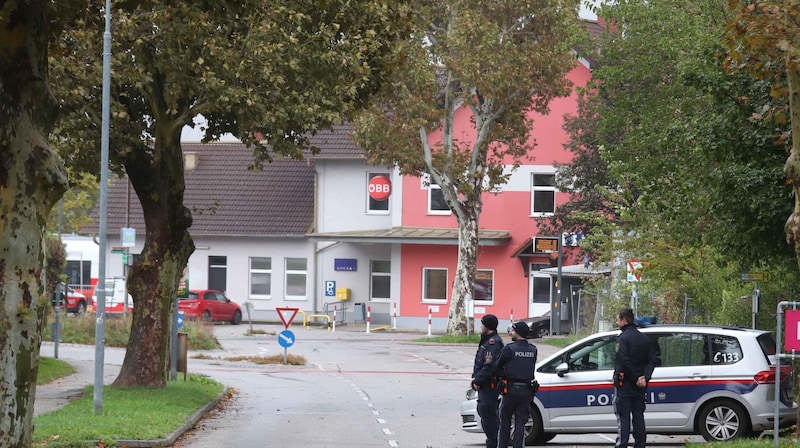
[461,324,796,444]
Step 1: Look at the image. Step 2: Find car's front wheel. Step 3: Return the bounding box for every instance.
[76,301,86,315]
[202,310,212,322]
[231,310,242,325]
[535,327,549,338]
[697,399,750,441]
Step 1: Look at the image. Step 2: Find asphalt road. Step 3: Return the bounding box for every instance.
[40,323,704,447]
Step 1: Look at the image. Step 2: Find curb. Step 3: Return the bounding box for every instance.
[95,387,229,448]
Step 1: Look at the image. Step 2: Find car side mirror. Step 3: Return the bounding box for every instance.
[555,362,569,377]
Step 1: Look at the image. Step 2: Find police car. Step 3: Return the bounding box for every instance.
[461,324,796,444]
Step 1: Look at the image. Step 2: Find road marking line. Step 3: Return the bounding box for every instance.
[382,428,392,435]
[388,441,399,448]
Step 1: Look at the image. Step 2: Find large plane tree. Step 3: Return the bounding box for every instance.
[354,0,585,334]
[0,2,72,446]
[51,1,411,387]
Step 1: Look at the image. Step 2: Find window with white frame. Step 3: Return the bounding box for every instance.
[249,257,271,298]
[285,257,307,299]
[370,260,391,300]
[426,178,451,214]
[367,172,391,213]
[474,270,494,303]
[531,173,556,216]
[422,267,448,302]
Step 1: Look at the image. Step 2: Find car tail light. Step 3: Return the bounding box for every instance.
[754,365,792,384]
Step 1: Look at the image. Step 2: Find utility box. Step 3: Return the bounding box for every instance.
[353,302,366,322]
[336,288,351,301]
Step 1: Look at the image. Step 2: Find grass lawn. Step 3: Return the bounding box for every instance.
[34,373,225,448]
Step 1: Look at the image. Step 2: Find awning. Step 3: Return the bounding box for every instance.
[306,226,511,246]
[540,263,612,278]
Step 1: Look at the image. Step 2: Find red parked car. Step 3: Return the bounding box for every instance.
[178,289,242,325]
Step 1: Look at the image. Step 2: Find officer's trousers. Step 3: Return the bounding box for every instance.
[614,387,646,448]
[477,387,501,448]
[498,387,532,448]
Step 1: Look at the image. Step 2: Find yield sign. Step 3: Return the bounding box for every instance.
[276,307,299,329]
[627,259,643,282]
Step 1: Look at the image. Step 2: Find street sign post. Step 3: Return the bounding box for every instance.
[278,329,296,364]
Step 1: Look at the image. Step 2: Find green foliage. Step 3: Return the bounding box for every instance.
[37,357,76,386]
[45,235,68,303]
[43,315,221,350]
[46,172,99,234]
[541,0,798,327]
[33,374,225,448]
[354,0,586,334]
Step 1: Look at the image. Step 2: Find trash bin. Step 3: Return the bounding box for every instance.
[353,302,366,322]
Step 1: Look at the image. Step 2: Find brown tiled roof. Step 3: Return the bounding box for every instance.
[305,123,366,160]
[90,143,315,237]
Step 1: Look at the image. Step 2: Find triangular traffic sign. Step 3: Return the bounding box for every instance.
[276,307,299,329]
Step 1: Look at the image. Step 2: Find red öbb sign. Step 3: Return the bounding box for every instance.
[368,175,392,201]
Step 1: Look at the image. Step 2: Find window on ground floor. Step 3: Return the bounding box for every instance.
[285,257,307,300]
[422,267,448,302]
[474,270,494,303]
[249,257,271,298]
[370,259,391,300]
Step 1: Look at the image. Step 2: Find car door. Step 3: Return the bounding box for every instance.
[536,335,618,432]
[642,331,709,430]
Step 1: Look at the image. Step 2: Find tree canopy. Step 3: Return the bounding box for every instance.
[544,0,797,324]
[49,0,412,388]
[354,0,586,334]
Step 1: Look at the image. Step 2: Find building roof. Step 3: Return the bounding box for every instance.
[90,143,315,237]
[307,226,511,246]
[305,124,366,160]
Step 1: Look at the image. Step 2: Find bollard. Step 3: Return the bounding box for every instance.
[510,308,513,326]
[427,308,432,336]
[177,332,188,381]
[366,306,371,333]
[392,303,397,329]
[332,304,337,333]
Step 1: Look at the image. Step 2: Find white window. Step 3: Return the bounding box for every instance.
[422,267,448,302]
[367,172,391,214]
[249,257,271,298]
[531,173,556,216]
[370,260,391,300]
[285,258,307,300]
[426,178,451,215]
[474,270,494,303]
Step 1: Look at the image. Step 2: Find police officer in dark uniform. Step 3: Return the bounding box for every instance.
[495,321,538,448]
[471,314,504,448]
[613,308,656,448]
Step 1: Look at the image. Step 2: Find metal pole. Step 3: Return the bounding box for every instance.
[170,298,178,381]
[774,301,786,446]
[555,236,563,335]
[94,0,112,415]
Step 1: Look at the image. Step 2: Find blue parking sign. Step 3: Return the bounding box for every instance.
[324,280,336,297]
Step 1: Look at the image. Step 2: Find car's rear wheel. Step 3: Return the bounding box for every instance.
[697,399,750,441]
[202,310,212,322]
[231,310,242,325]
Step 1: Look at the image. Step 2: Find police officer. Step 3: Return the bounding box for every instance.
[495,321,538,448]
[613,308,656,448]
[471,314,504,448]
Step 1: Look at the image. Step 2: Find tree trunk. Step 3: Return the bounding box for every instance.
[446,213,481,335]
[0,3,69,445]
[784,68,800,271]
[112,125,194,388]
